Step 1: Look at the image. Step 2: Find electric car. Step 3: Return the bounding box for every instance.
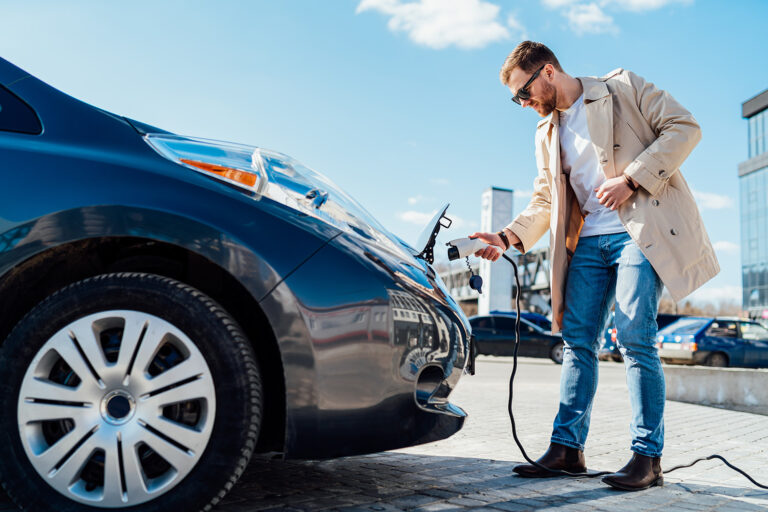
[0,58,471,511]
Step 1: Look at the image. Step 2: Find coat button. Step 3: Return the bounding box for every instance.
[670,228,678,235]
[658,169,666,177]
[652,199,659,206]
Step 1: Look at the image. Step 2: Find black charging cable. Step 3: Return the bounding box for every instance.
[501,253,768,488]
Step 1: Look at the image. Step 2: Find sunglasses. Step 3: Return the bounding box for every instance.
[511,64,545,105]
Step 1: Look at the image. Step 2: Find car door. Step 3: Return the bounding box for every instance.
[492,317,542,357]
[470,316,496,355]
[703,320,743,366]
[738,322,768,367]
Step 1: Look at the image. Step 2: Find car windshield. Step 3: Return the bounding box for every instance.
[258,150,413,259]
[659,317,710,335]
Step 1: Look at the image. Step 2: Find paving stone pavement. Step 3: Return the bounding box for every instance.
[1,357,766,511]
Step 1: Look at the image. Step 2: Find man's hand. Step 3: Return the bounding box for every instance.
[469,230,521,262]
[595,176,636,210]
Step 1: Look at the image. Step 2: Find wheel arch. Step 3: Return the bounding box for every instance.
[0,235,286,453]
[706,350,730,367]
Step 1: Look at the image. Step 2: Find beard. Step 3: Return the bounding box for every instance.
[531,80,557,117]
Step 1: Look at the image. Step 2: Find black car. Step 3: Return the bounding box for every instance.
[0,58,471,511]
[469,314,564,364]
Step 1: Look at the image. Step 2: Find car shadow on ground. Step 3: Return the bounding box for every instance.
[0,452,763,511]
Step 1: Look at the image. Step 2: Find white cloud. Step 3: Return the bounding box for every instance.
[398,209,475,230]
[506,13,527,40]
[399,209,439,225]
[356,0,517,49]
[713,241,739,254]
[566,3,618,35]
[443,213,475,230]
[692,190,733,210]
[408,194,425,205]
[542,0,578,7]
[687,285,742,304]
[541,0,692,35]
[604,0,693,12]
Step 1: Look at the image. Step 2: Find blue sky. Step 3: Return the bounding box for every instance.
[1,0,766,306]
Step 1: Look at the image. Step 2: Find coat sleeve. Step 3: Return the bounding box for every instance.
[621,70,702,197]
[504,132,552,253]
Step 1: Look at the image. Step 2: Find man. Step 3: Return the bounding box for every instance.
[470,41,718,491]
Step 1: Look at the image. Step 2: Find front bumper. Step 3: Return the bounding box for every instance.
[265,234,470,459]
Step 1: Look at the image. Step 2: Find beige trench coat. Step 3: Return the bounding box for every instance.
[506,69,720,333]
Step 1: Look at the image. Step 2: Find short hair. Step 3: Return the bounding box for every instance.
[500,41,563,86]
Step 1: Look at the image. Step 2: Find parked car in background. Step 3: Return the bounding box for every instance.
[469,313,564,364]
[656,317,768,367]
[0,57,471,512]
[490,310,552,332]
[599,313,684,362]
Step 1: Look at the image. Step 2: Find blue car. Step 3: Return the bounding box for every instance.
[656,317,768,368]
[599,313,683,362]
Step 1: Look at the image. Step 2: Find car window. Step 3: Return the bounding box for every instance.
[740,322,768,341]
[705,321,738,338]
[525,316,552,331]
[471,317,493,330]
[494,317,515,332]
[659,317,710,335]
[495,317,533,333]
[0,85,42,134]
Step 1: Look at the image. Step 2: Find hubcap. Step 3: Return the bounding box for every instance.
[101,390,135,425]
[17,311,216,508]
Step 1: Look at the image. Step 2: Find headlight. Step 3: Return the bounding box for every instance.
[145,134,414,261]
[145,134,267,193]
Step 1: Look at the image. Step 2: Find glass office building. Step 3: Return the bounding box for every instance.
[740,89,768,318]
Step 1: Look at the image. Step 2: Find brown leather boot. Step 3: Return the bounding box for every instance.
[602,453,663,491]
[513,442,587,478]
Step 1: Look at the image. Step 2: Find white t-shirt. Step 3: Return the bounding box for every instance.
[558,94,625,237]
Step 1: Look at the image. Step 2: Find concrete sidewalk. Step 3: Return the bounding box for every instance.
[389,357,768,511]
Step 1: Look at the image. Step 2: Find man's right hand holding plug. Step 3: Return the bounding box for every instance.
[468,228,521,262]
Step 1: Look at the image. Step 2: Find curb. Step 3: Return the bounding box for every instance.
[664,365,768,415]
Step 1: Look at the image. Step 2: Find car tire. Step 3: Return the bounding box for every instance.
[706,352,729,368]
[549,341,564,365]
[0,273,262,512]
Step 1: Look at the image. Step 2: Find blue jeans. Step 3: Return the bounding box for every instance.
[551,232,665,457]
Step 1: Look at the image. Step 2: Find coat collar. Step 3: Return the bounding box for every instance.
[536,75,616,179]
[536,75,611,130]
[579,76,610,103]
